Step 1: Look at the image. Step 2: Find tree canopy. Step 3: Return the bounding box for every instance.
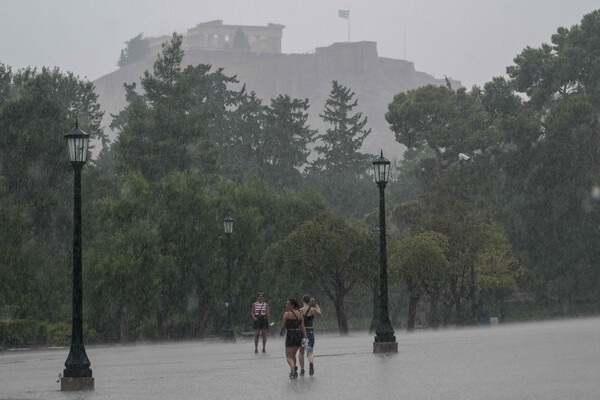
[118,33,151,68]
[265,210,377,335]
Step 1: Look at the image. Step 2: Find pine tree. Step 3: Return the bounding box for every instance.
[306,81,375,218]
[113,33,242,181]
[260,94,316,189]
[311,80,371,175]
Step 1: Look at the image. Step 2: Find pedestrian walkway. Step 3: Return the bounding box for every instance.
[1,318,599,399]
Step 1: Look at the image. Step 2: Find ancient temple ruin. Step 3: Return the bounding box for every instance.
[97,21,460,156]
[148,20,284,54]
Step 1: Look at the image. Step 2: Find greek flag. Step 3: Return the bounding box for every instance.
[338,9,349,19]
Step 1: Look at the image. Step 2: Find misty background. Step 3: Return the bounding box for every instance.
[1,0,598,89]
[2,0,600,348]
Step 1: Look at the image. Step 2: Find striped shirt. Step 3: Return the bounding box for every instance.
[254,302,267,316]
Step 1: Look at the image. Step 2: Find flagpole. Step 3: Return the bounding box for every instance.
[348,13,351,41]
[338,9,350,41]
[403,29,406,59]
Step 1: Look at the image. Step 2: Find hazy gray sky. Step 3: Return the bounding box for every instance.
[0,1,598,88]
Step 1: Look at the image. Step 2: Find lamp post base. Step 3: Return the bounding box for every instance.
[373,342,398,353]
[61,377,94,391]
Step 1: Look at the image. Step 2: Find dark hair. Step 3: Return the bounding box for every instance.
[302,295,310,304]
[288,298,300,309]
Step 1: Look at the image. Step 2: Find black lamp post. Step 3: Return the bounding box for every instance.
[62,119,94,391]
[222,216,236,341]
[372,150,398,353]
[458,153,477,325]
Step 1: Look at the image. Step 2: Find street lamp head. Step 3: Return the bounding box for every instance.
[64,118,90,164]
[223,216,234,235]
[372,150,391,185]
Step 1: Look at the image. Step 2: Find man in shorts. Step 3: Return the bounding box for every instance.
[251,292,271,353]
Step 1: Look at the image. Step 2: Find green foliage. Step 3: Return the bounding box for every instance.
[306,81,375,219]
[6,11,600,346]
[499,10,600,303]
[265,210,377,334]
[85,171,163,341]
[0,320,48,348]
[0,320,97,348]
[384,12,600,312]
[385,84,491,211]
[260,95,316,190]
[418,206,523,324]
[508,10,600,108]
[0,63,14,104]
[218,91,264,180]
[0,65,104,325]
[45,321,71,345]
[389,231,449,330]
[82,170,326,341]
[389,231,449,294]
[118,33,151,68]
[113,33,243,182]
[215,176,326,332]
[311,80,371,174]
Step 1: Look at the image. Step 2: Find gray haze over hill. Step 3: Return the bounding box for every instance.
[1,1,597,87]
[1,0,598,156]
[93,30,460,157]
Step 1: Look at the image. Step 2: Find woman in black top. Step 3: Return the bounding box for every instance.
[298,295,321,376]
[279,298,307,379]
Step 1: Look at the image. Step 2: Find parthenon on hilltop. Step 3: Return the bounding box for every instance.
[96,20,460,156]
[148,20,285,54]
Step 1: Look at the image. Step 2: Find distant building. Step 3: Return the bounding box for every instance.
[148,20,285,54]
[95,21,461,158]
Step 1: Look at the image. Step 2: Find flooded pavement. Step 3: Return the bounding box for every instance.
[1,317,599,400]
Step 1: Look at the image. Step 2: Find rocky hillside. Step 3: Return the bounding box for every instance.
[93,40,460,160]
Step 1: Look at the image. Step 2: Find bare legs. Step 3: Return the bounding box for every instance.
[285,347,299,378]
[254,329,267,352]
[299,348,314,375]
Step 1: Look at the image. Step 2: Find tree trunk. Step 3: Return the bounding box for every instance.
[454,294,463,326]
[333,297,349,335]
[195,295,209,337]
[499,297,506,323]
[407,294,420,332]
[157,308,169,339]
[429,291,440,329]
[442,297,454,327]
[118,307,129,343]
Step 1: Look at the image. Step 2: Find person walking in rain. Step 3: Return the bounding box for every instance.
[298,295,321,376]
[279,298,307,379]
[251,292,271,353]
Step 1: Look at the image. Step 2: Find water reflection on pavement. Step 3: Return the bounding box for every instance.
[1,318,599,400]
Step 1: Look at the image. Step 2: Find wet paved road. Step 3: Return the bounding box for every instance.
[1,317,599,400]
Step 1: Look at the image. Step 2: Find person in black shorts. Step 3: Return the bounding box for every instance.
[298,295,321,376]
[279,298,307,379]
[251,292,271,353]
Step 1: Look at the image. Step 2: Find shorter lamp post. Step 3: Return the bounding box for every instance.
[62,119,94,391]
[222,216,236,341]
[372,150,398,353]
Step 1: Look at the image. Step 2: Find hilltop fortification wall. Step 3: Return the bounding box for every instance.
[93,39,460,159]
